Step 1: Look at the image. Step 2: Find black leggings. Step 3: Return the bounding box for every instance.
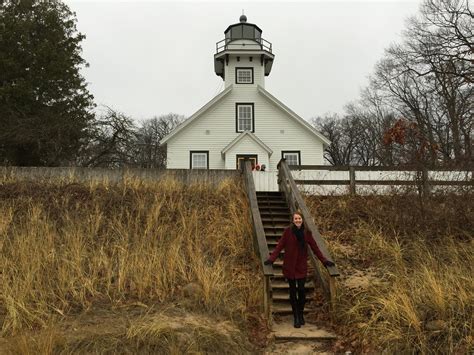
[288,277,306,305]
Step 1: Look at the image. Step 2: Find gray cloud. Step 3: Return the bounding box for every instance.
[69,1,421,121]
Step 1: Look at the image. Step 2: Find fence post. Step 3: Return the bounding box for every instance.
[422,167,430,197]
[349,167,356,196]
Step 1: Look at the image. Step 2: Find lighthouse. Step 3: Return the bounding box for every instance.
[161,15,329,174]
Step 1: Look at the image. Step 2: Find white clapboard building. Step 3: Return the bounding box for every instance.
[161,15,330,171]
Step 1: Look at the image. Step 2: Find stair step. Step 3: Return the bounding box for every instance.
[272,318,338,340]
[259,211,289,216]
[271,280,315,289]
[258,200,287,205]
[263,220,288,225]
[257,200,287,204]
[261,218,290,223]
[257,199,287,203]
[263,224,289,230]
[272,304,310,315]
[265,232,285,237]
[269,246,285,253]
[273,260,283,266]
[272,289,292,300]
[258,205,289,211]
[256,193,285,198]
[259,210,290,215]
[264,226,285,231]
[265,233,284,239]
[256,191,283,196]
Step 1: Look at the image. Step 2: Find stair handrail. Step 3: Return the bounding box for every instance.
[242,160,273,318]
[277,159,339,306]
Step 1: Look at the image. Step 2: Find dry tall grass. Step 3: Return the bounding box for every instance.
[307,193,474,354]
[0,176,261,353]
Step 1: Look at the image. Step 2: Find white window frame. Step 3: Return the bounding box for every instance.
[236,103,254,132]
[282,151,300,166]
[236,68,253,84]
[190,151,209,169]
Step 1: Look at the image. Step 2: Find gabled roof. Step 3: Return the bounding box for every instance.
[221,131,273,156]
[160,85,233,145]
[257,85,331,147]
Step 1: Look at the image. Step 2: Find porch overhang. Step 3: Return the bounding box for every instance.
[221,131,273,158]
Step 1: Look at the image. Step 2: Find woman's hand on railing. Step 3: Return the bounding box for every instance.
[323,260,335,267]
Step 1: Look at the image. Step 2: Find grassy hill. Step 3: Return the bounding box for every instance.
[1,174,472,354]
[306,193,473,354]
[0,177,263,353]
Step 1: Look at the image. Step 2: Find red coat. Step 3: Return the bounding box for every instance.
[269,226,328,279]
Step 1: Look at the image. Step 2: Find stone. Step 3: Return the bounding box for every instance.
[425,320,447,331]
[182,282,203,299]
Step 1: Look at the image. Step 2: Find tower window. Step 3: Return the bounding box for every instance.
[236,68,254,84]
[190,151,209,169]
[282,151,301,166]
[236,103,254,132]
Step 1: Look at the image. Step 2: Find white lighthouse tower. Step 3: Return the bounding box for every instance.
[214,14,274,89]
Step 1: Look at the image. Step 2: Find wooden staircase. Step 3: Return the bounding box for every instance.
[256,191,315,315]
[243,160,339,347]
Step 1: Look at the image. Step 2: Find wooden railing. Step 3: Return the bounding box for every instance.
[278,159,340,308]
[242,160,274,319]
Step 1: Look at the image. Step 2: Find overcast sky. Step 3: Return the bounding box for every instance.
[67,0,422,122]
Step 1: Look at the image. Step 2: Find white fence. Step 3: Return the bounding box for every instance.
[253,168,473,195]
[252,171,279,191]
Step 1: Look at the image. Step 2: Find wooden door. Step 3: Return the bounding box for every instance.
[236,155,258,170]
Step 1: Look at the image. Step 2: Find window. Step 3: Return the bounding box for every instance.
[242,25,254,39]
[235,68,254,84]
[190,151,209,169]
[282,151,301,166]
[231,25,242,39]
[236,103,254,132]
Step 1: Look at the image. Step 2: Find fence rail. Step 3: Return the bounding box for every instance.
[288,165,473,195]
[0,167,239,186]
[289,165,474,172]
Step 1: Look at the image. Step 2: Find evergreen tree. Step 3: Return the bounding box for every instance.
[0,0,95,166]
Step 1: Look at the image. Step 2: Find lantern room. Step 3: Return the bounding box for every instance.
[214,15,274,81]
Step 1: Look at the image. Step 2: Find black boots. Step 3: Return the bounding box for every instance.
[291,300,306,328]
[291,302,301,328]
[298,300,305,325]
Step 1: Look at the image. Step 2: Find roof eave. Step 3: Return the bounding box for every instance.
[256,85,331,147]
[221,131,273,155]
[160,85,234,145]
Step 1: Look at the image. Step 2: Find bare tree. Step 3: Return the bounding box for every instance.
[313,0,472,168]
[313,114,355,165]
[78,106,138,167]
[135,113,185,168]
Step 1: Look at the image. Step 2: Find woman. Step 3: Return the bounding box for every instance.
[264,211,334,328]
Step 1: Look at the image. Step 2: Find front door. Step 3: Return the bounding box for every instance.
[236,154,258,171]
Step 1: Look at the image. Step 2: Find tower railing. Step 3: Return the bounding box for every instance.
[216,37,272,54]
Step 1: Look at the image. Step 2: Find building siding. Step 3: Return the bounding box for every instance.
[225,55,265,88]
[166,86,324,171]
[224,134,271,169]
